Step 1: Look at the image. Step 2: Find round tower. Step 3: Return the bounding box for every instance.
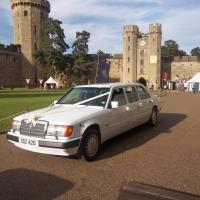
[122,25,139,83]
[11,0,50,85]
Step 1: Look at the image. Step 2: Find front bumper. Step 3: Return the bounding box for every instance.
[7,132,81,156]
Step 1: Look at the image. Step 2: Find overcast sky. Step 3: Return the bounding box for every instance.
[0,0,200,54]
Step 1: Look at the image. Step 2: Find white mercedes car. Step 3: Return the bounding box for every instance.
[7,83,161,161]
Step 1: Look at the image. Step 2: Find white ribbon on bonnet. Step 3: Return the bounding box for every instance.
[26,91,110,125]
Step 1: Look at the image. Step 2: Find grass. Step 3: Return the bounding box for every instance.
[0,89,66,132]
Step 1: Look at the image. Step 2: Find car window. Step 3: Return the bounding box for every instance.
[110,88,127,106]
[125,87,139,103]
[82,95,109,107]
[57,87,110,105]
[136,86,150,100]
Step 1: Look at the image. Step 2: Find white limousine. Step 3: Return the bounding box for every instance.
[7,83,161,161]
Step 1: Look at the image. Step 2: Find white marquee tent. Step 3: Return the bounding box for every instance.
[44,77,58,89]
[187,72,200,92]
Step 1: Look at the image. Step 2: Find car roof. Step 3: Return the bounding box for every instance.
[76,82,143,88]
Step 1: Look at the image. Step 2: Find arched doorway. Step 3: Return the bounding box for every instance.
[138,77,147,87]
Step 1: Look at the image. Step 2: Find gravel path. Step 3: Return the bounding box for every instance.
[0,92,200,200]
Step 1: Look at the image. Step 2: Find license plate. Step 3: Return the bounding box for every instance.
[19,138,38,146]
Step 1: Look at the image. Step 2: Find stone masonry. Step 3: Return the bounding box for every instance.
[0,44,22,87]
[11,0,50,85]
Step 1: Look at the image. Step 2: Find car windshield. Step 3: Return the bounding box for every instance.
[57,87,110,107]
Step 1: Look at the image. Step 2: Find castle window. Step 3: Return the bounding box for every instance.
[140,67,144,75]
[128,68,130,73]
[128,36,130,42]
[18,24,19,29]
[140,50,144,57]
[34,26,37,35]
[140,59,144,65]
[128,57,130,62]
[24,10,28,16]
[128,46,130,51]
[35,42,37,50]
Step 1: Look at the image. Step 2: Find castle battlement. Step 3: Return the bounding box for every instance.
[173,56,200,62]
[124,25,139,33]
[149,23,162,34]
[0,44,21,53]
[11,0,50,12]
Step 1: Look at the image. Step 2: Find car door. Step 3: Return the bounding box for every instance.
[136,86,152,124]
[103,87,129,141]
[124,86,141,129]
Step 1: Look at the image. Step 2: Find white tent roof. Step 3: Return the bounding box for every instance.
[45,77,58,84]
[187,73,200,83]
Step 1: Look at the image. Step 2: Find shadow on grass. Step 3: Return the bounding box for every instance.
[0,168,73,200]
[98,113,187,160]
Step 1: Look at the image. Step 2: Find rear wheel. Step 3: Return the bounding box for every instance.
[148,107,158,126]
[81,128,100,162]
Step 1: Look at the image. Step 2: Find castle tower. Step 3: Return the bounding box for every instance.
[11,0,50,85]
[121,23,162,87]
[147,23,162,87]
[122,25,139,83]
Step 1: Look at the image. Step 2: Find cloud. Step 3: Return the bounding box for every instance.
[0,0,11,10]
[0,0,200,53]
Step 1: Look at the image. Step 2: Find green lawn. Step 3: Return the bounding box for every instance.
[0,89,66,132]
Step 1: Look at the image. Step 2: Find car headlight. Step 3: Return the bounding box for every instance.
[12,120,21,132]
[47,125,73,137]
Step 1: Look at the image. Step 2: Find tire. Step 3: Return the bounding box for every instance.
[148,107,158,126]
[81,128,101,162]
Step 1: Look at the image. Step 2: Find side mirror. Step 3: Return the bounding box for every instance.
[53,100,58,105]
[111,101,119,109]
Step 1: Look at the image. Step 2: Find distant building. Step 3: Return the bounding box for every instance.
[108,24,200,87]
[108,24,162,88]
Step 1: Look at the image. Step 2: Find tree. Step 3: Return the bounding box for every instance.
[71,31,95,84]
[34,18,69,78]
[161,40,187,58]
[191,47,200,56]
[72,31,90,57]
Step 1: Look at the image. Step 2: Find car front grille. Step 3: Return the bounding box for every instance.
[20,120,48,138]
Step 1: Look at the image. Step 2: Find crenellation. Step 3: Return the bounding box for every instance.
[0,44,21,53]
[11,0,50,12]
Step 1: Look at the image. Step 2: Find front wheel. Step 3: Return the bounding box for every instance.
[81,128,101,162]
[148,107,158,126]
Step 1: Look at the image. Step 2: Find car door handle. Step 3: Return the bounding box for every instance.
[138,102,143,108]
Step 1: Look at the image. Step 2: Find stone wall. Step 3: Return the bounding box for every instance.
[107,54,122,82]
[171,56,200,81]
[0,47,22,87]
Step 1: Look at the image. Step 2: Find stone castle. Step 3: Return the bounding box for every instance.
[0,0,50,87]
[0,0,200,87]
[122,24,162,87]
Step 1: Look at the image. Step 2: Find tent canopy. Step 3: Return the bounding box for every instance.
[187,72,200,83]
[187,73,200,91]
[44,77,59,89]
[45,77,58,84]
